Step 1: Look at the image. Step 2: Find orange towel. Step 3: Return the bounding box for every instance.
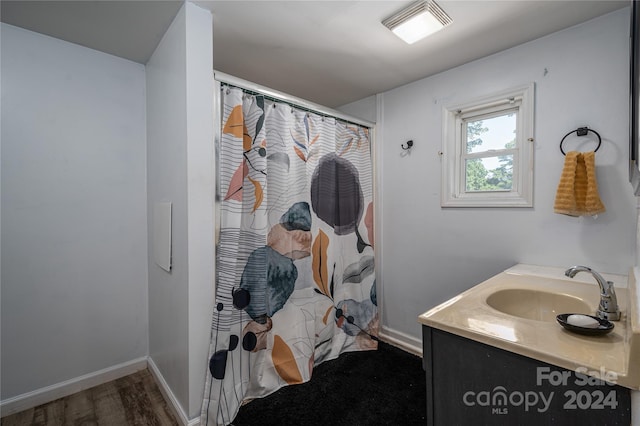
[554,151,605,217]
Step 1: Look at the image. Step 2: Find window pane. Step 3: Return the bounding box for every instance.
[466,113,517,154]
[465,156,513,192]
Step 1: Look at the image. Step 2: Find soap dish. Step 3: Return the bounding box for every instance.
[556,313,614,335]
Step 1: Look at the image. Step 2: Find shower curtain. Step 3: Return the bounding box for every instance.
[201,85,377,425]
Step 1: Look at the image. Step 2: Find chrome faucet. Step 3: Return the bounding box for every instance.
[565,265,621,321]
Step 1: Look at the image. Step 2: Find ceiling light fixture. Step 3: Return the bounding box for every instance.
[382,0,453,44]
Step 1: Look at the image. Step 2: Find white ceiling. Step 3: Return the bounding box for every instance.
[1,0,629,108]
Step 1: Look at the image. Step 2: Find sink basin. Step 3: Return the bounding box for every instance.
[486,288,592,322]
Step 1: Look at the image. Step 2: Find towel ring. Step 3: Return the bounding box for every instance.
[559,127,601,155]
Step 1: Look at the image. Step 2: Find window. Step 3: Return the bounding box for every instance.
[441,83,534,207]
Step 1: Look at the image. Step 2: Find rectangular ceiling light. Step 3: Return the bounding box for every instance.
[382,0,453,44]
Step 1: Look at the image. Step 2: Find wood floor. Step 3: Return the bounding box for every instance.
[1,369,179,426]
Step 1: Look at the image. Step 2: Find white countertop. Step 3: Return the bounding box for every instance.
[418,264,640,390]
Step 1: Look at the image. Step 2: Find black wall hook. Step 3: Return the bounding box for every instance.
[401,140,414,150]
[559,127,602,155]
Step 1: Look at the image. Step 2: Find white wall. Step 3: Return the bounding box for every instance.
[339,95,377,124]
[146,3,190,413]
[344,8,637,348]
[1,23,148,399]
[185,3,214,418]
[146,2,213,420]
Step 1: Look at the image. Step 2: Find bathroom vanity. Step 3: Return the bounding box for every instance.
[418,264,639,425]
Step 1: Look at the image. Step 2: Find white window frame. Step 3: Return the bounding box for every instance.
[441,83,534,208]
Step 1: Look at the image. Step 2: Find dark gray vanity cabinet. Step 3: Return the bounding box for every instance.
[422,326,631,425]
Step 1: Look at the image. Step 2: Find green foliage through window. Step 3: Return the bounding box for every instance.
[464,117,514,192]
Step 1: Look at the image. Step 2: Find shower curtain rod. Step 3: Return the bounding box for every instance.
[213,70,375,129]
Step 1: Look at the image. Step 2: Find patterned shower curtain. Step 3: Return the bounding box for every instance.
[201,86,377,425]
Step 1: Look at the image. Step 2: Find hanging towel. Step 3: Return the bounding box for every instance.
[554,151,606,216]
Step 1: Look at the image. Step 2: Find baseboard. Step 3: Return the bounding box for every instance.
[0,357,148,417]
[379,326,423,357]
[147,357,200,426]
